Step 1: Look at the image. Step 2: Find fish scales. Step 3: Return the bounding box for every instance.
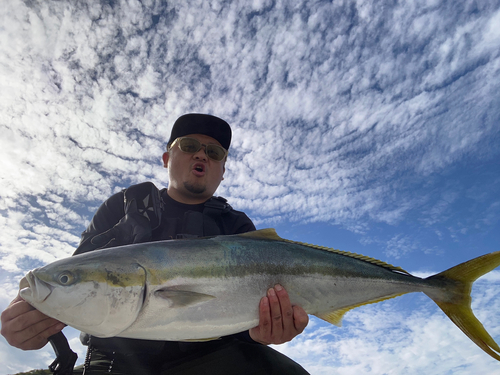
[19,228,500,361]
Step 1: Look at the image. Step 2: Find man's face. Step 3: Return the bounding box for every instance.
[162,133,226,204]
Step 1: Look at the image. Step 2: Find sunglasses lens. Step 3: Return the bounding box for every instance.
[177,138,226,161]
[178,138,201,153]
[206,145,226,161]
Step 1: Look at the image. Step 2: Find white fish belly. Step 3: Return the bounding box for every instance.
[116,273,422,341]
[117,275,266,340]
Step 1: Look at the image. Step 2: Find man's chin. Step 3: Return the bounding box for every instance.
[184,182,206,195]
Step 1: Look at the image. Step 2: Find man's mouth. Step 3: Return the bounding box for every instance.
[192,163,206,176]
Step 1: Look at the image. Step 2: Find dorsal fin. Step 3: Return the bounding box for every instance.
[282,238,411,275]
[239,228,411,276]
[238,228,283,241]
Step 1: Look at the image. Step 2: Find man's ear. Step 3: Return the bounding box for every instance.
[162,152,169,168]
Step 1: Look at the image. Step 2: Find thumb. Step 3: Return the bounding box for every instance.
[292,305,309,333]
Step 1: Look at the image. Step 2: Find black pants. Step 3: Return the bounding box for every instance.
[73,339,309,375]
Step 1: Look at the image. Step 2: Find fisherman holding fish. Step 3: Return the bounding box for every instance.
[1,114,310,374]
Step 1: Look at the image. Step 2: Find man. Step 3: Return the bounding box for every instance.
[1,113,309,374]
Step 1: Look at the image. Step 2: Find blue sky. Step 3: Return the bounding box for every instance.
[1,0,500,374]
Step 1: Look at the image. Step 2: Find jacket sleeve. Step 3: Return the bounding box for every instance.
[73,191,125,255]
[226,210,256,235]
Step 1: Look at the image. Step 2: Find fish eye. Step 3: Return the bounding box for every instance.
[57,271,75,286]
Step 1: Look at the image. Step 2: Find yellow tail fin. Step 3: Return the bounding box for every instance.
[425,251,500,361]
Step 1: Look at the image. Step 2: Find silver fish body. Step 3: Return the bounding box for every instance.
[19,229,500,360]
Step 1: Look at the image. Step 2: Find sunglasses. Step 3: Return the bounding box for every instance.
[169,137,228,162]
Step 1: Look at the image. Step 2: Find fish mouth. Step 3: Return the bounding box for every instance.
[19,270,54,303]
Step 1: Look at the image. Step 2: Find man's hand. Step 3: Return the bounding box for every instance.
[249,284,309,345]
[1,295,65,350]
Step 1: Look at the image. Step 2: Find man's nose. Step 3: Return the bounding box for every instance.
[193,145,208,161]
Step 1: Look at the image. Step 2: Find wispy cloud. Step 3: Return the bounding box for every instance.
[2,0,499,228]
[1,0,499,373]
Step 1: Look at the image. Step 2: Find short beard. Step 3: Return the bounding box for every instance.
[183,182,206,195]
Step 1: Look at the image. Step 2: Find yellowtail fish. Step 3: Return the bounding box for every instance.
[19,229,500,360]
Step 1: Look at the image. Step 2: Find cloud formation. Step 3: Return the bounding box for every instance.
[1,0,500,373]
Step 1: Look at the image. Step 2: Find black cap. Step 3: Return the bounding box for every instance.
[167,113,232,150]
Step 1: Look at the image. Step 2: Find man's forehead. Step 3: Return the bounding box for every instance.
[184,134,223,146]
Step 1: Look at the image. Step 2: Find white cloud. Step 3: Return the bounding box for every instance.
[1,1,500,373]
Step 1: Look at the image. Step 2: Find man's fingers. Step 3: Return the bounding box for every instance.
[249,296,271,344]
[274,284,295,335]
[1,299,35,322]
[1,300,65,350]
[249,285,309,345]
[16,319,65,350]
[13,309,56,333]
[258,296,271,335]
[267,287,284,340]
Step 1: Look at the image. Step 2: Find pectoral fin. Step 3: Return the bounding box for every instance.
[154,288,216,308]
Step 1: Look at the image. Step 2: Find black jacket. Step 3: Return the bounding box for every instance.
[75,188,255,255]
[75,185,256,355]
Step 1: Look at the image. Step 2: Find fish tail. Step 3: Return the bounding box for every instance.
[425,251,500,361]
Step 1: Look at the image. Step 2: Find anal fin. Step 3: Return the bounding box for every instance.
[314,292,406,327]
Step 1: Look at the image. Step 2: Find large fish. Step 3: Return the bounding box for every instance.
[20,229,500,361]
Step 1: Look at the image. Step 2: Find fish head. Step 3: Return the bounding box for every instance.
[20,253,147,338]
